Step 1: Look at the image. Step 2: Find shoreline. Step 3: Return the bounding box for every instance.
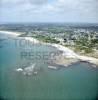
[44,43,98,67]
[22,37,39,44]
[0,30,39,43]
[0,30,20,36]
[1,30,98,67]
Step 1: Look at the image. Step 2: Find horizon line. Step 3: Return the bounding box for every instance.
[0,22,98,25]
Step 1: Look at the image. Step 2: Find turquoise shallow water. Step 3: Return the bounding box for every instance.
[0,33,98,100]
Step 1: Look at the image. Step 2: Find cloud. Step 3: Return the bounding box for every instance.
[28,0,48,5]
[0,0,98,23]
[46,0,98,22]
[0,0,48,7]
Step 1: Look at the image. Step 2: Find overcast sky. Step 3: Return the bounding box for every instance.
[0,0,98,23]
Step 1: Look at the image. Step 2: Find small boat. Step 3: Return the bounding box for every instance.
[15,63,39,76]
[33,71,38,75]
[24,64,35,72]
[92,64,96,68]
[16,68,23,72]
[48,66,57,70]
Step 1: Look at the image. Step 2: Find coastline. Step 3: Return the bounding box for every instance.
[51,44,98,67]
[0,30,39,43]
[1,30,98,67]
[0,30,20,36]
[44,43,98,67]
[22,37,39,44]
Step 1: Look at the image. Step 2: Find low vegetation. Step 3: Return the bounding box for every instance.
[74,37,98,53]
[33,35,60,43]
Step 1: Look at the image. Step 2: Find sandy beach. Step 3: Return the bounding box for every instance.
[0,30,39,43]
[22,37,39,44]
[50,44,98,66]
[1,31,98,67]
[43,43,98,67]
[0,31,20,36]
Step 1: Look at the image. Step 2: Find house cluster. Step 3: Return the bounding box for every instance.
[54,29,98,46]
[24,28,98,46]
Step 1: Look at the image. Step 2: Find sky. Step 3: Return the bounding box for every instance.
[0,0,98,23]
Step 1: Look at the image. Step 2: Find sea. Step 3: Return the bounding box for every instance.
[0,33,98,100]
